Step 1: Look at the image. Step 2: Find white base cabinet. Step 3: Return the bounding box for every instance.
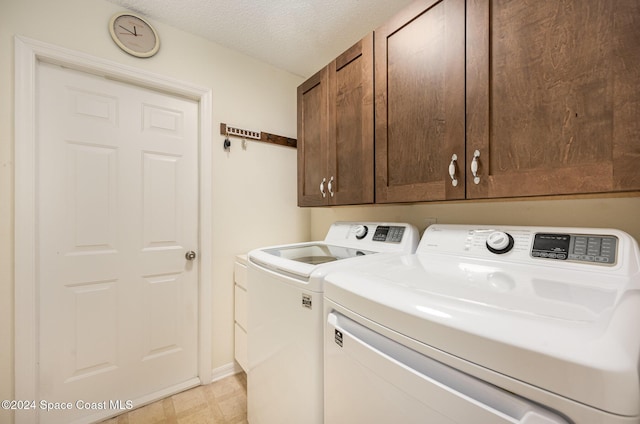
[234,255,248,371]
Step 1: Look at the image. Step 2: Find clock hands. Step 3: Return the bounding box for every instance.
[118,25,135,35]
[118,24,141,36]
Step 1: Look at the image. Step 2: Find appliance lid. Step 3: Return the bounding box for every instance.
[263,243,374,265]
[249,242,375,280]
[323,248,640,417]
[248,222,420,281]
[390,254,623,323]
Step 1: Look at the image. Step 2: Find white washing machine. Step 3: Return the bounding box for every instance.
[324,224,640,424]
[247,222,419,424]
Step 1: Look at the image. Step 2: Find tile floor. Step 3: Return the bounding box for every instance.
[99,372,247,424]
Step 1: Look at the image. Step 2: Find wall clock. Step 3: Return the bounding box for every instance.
[109,12,160,58]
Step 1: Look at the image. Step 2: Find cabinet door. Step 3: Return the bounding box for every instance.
[327,33,374,205]
[467,0,640,199]
[297,68,329,206]
[375,0,466,203]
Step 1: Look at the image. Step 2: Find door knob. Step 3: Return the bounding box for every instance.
[185,251,197,261]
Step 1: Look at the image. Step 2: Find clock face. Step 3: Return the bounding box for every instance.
[109,13,159,58]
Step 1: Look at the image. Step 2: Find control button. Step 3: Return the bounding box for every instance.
[587,237,601,256]
[486,231,515,254]
[587,237,601,247]
[354,225,368,240]
[557,253,566,260]
[601,239,615,248]
[573,236,588,255]
[573,247,587,255]
[386,226,405,243]
[574,236,588,244]
[601,239,614,253]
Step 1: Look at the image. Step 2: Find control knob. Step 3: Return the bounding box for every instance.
[486,231,514,254]
[354,225,368,240]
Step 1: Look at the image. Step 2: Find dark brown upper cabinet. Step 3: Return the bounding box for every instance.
[299,0,639,206]
[375,0,466,203]
[297,67,328,207]
[466,0,640,199]
[297,34,374,206]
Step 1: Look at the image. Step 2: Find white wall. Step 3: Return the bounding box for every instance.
[0,0,309,420]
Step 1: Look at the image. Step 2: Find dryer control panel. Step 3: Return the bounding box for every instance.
[419,225,634,269]
[532,233,617,265]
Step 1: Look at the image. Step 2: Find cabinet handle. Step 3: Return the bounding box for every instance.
[328,176,335,197]
[448,154,458,187]
[471,150,481,185]
[320,177,327,198]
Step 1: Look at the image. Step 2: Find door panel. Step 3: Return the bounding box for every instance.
[466,0,640,198]
[375,0,466,203]
[143,153,180,247]
[66,282,118,380]
[37,62,198,423]
[328,33,374,205]
[66,142,118,252]
[297,69,328,206]
[142,274,182,359]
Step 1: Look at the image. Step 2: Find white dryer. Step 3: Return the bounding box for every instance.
[324,224,640,424]
[247,222,419,424]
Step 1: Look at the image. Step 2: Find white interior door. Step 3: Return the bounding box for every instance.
[36,62,199,424]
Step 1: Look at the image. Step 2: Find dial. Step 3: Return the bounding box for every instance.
[486,231,514,254]
[354,225,368,240]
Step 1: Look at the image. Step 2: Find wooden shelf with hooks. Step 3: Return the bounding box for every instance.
[220,123,297,149]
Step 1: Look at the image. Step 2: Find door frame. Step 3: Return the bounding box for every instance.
[14,35,213,421]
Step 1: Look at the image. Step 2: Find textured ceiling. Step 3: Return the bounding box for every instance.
[105,0,414,77]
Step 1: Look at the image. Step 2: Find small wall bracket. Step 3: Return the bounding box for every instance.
[225,125,261,140]
[220,123,297,149]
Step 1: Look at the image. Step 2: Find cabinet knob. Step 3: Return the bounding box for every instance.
[471,150,481,184]
[449,154,458,187]
[320,177,327,198]
[328,176,335,197]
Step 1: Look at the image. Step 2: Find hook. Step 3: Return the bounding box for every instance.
[223,135,231,152]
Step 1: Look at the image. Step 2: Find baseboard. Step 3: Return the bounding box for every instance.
[210,361,244,383]
[70,377,201,424]
[51,364,241,423]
